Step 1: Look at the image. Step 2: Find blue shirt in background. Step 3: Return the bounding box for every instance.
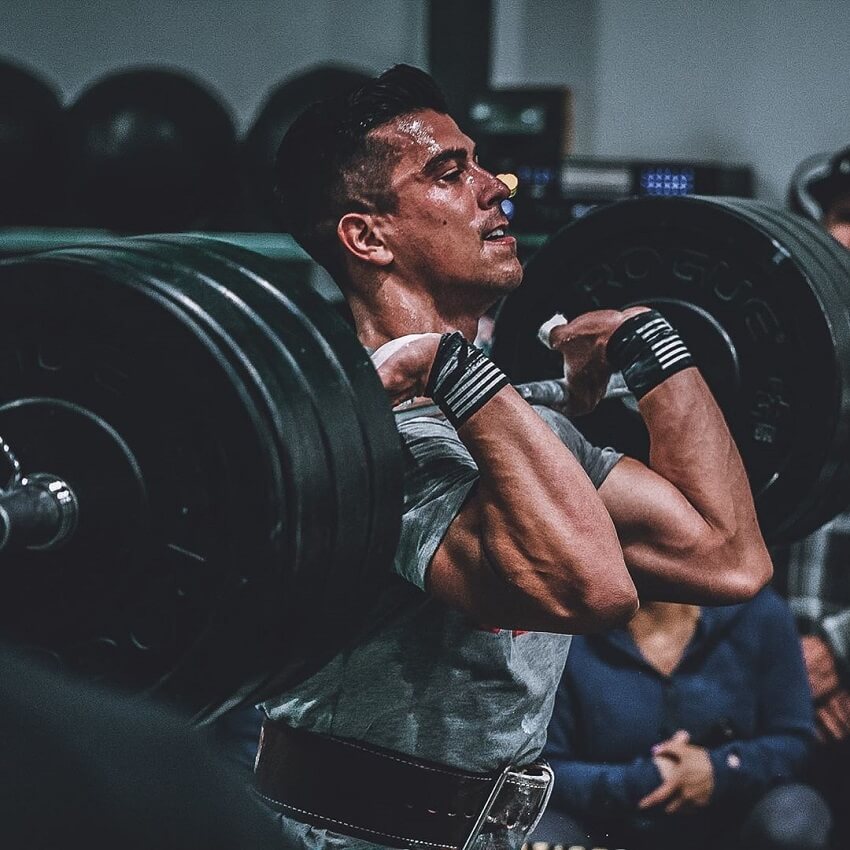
[543,587,815,826]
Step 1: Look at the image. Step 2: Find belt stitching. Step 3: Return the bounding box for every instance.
[504,776,548,788]
[321,737,492,781]
[264,729,547,787]
[259,792,457,850]
[258,776,547,820]
[261,734,548,827]
[403,804,475,819]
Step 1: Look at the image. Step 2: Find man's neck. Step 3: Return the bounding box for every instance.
[347,279,483,349]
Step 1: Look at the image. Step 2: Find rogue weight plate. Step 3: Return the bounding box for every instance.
[492,195,850,543]
[59,242,340,715]
[716,199,850,539]
[0,237,404,717]
[127,237,397,702]
[156,238,404,617]
[0,248,313,716]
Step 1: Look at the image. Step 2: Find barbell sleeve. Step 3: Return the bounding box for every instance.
[0,475,78,552]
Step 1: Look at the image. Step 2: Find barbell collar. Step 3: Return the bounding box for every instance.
[0,474,78,552]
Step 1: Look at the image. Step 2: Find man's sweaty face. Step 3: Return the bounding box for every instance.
[374,110,523,297]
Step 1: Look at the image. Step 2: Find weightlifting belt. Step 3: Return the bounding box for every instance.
[254,719,553,850]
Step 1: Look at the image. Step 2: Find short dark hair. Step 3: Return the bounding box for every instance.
[273,64,448,285]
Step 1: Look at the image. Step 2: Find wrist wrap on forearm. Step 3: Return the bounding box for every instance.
[606,309,694,400]
[425,332,509,428]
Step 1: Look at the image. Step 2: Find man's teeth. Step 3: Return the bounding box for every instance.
[486,228,505,240]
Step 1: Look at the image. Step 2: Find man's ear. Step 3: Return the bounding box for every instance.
[337,213,394,267]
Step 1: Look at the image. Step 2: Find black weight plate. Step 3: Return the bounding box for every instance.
[158,239,405,704]
[492,196,840,543]
[720,201,846,537]
[779,211,850,532]
[157,237,403,603]
[720,200,850,540]
[207,238,403,580]
[789,214,850,529]
[58,244,336,714]
[0,249,307,716]
[103,243,337,566]
[133,239,370,578]
[126,238,382,699]
[158,238,405,707]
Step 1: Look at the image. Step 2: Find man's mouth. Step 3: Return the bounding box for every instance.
[483,224,513,241]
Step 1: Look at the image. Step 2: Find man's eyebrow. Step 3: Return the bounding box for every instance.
[422,145,476,174]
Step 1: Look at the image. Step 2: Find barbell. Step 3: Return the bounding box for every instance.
[0,195,847,718]
[0,236,403,719]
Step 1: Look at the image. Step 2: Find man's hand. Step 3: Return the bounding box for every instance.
[370,333,443,407]
[539,307,649,415]
[638,730,714,814]
[816,688,850,741]
[801,634,841,700]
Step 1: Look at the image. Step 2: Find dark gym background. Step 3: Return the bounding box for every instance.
[3,0,849,202]
[3,0,850,285]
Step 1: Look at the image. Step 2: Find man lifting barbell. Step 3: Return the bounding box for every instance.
[254,64,772,850]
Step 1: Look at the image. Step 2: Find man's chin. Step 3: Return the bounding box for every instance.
[492,260,524,292]
[455,258,523,299]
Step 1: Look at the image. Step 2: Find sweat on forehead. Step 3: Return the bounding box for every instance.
[370,109,470,166]
[389,111,443,150]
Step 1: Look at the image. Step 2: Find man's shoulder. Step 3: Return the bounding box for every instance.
[397,411,472,464]
[529,404,592,448]
[396,407,450,435]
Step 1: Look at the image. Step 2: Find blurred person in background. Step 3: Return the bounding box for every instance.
[777,146,850,845]
[534,588,830,850]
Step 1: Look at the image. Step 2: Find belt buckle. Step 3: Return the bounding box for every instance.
[523,761,555,836]
[460,761,554,850]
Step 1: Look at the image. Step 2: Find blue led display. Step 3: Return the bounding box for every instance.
[532,167,553,185]
[515,165,553,187]
[640,167,695,196]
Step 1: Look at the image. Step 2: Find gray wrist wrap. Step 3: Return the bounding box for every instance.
[606,310,694,400]
[425,332,509,428]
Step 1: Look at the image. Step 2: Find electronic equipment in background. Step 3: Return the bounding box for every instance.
[466,86,574,173]
[507,157,754,236]
[465,88,754,241]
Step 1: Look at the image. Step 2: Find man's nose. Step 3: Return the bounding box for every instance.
[476,164,510,209]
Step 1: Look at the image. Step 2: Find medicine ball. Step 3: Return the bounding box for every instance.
[0,58,64,226]
[66,68,238,232]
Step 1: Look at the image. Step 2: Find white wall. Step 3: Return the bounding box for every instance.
[493,0,599,155]
[1,0,428,130]
[6,1,849,203]
[493,0,850,203]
